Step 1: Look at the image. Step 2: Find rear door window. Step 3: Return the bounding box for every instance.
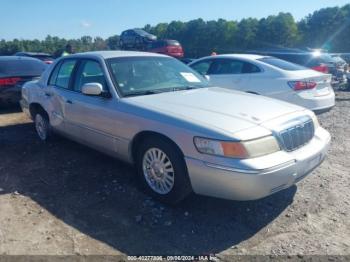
[209,59,245,75]
[48,62,61,86]
[54,59,77,89]
[242,62,261,73]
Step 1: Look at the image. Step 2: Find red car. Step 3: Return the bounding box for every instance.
[147,40,184,58]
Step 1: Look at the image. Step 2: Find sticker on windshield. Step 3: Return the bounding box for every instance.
[180,72,201,83]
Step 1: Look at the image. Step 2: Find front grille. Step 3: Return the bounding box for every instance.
[279,119,315,152]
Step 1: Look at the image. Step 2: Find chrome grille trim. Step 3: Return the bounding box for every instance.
[279,118,314,152]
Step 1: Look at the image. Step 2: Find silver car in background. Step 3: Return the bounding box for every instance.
[21,51,331,204]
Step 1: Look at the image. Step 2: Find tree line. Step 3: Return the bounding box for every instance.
[1,4,349,58]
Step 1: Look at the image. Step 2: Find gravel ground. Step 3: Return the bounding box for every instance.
[0,91,349,258]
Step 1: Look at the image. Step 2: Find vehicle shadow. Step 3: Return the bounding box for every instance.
[0,122,296,255]
[335,97,350,101]
[0,105,22,115]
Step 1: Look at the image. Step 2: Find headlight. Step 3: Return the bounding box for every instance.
[194,136,280,159]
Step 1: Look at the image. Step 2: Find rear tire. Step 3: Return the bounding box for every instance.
[136,137,192,205]
[34,112,51,141]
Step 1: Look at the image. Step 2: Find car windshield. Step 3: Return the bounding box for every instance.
[258,57,307,71]
[107,56,209,97]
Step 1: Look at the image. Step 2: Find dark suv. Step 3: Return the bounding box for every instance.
[250,50,348,88]
[120,29,157,50]
[147,39,184,58]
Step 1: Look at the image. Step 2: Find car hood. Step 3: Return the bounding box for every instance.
[125,87,305,135]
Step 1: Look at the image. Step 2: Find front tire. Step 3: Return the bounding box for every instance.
[34,112,51,141]
[136,137,192,205]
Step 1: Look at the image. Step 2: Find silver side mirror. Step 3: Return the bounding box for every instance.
[81,83,103,96]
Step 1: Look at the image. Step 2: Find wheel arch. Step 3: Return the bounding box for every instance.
[29,103,48,119]
[130,131,185,163]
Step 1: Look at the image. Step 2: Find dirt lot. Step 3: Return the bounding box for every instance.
[0,91,349,259]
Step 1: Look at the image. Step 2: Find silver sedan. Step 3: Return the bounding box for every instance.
[21,51,331,204]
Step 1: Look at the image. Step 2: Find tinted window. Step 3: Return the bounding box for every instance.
[149,41,164,49]
[134,29,148,36]
[242,62,261,73]
[74,60,107,92]
[55,60,77,89]
[0,59,46,76]
[108,57,209,96]
[259,57,307,71]
[210,59,244,74]
[190,60,212,75]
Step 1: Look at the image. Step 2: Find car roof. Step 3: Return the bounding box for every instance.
[0,56,43,62]
[199,54,266,61]
[68,50,167,59]
[16,52,52,56]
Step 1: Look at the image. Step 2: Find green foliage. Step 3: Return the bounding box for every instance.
[0,35,120,57]
[1,4,349,58]
[298,4,350,52]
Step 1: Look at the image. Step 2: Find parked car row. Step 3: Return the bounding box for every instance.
[20,51,331,204]
[1,47,339,115]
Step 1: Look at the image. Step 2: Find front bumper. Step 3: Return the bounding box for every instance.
[185,127,331,201]
[20,98,31,117]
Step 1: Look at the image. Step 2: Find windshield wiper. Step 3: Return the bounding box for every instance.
[123,88,172,97]
[172,86,201,91]
[123,86,202,97]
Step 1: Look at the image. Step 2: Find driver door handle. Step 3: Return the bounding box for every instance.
[66,100,73,104]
